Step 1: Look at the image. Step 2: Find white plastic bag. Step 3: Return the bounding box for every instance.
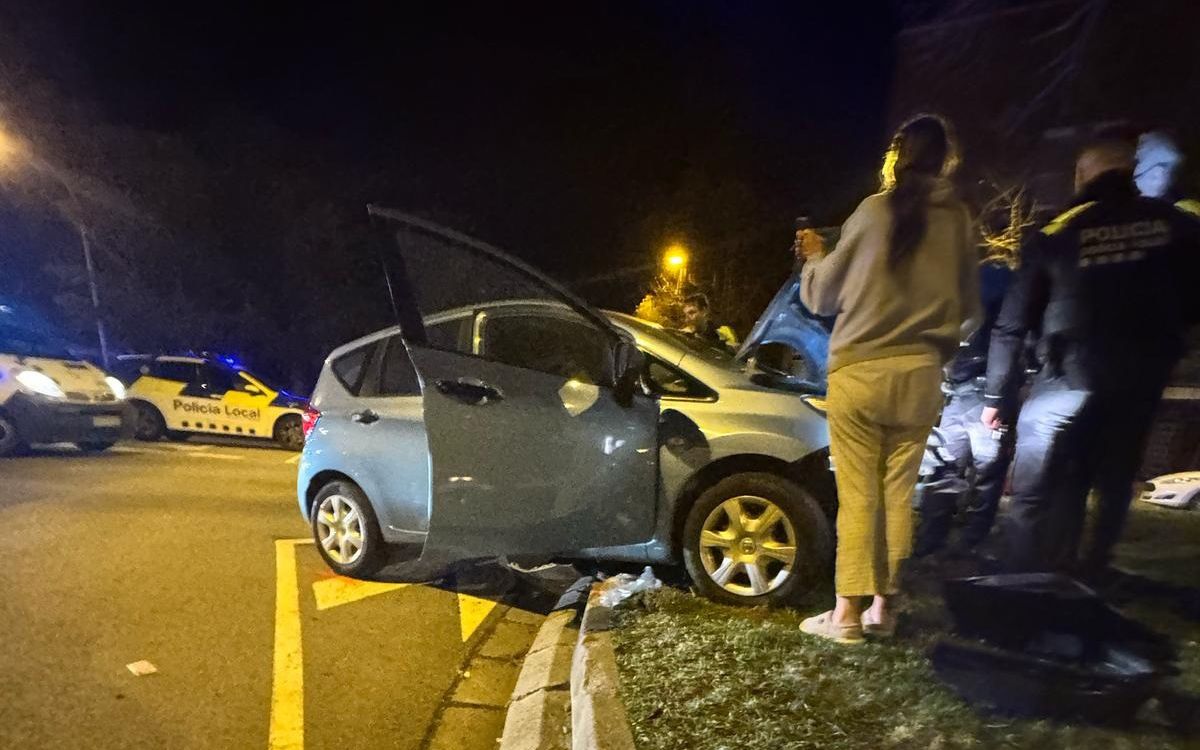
[598,566,662,608]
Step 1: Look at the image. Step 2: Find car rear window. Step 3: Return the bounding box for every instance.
[331,343,376,395]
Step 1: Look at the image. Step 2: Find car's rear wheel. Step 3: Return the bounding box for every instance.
[132,402,165,441]
[0,412,26,457]
[311,480,386,578]
[682,472,832,607]
[274,414,304,451]
[76,441,116,453]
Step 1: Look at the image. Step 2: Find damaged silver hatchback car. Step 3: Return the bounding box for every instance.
[298,209,835,606]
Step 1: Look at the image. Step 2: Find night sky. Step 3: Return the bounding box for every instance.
[27,1,1199,383]
[10,1,897,283]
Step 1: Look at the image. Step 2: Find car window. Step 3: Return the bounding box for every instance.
[479,313,608,384]
[331,342,377,395]
[389,226,617,381]
[151,361,200,383]
[201,364,237,394]
[644,355,716,400]
[376,336,422,396]
[425,316,472,354]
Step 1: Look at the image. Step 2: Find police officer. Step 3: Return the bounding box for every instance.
[983,135,1200,574]
[913,260,1017,558]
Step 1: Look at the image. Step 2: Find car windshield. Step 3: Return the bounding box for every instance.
[0,321,75,359]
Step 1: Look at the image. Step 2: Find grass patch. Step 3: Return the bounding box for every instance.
[613,503,1200,750]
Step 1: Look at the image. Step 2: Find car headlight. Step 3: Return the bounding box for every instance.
[105,376,127,400]
[16,370,66,399]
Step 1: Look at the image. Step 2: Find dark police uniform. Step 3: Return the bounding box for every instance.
[985,171,1200,573]
[914,262,1016,556]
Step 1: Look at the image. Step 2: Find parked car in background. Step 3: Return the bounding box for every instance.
[1139,472,1200,509]
[0,303,130,456]
[297,209,834,606]
[115,354,308,450]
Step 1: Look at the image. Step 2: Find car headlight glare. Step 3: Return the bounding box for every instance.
[105,376,127,400]
[16,370,66,399]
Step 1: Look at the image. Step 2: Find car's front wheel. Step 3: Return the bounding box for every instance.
[682,472,832,607]
[311,480,387,578]
[132,401,165,441]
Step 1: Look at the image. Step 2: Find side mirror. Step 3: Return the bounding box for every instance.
[612,339,645,407]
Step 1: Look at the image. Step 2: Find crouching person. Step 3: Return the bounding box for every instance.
[913,260,1017,559]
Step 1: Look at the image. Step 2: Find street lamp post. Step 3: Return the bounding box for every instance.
[75,221,109,368]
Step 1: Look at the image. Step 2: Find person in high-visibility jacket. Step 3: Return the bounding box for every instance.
[681,293,739,350]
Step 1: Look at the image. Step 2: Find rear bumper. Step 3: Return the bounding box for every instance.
[5,393,133,445]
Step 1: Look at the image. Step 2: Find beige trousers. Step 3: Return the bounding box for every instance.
[827,353,944,597]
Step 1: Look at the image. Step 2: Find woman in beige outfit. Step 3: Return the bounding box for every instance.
[798,115,981,644]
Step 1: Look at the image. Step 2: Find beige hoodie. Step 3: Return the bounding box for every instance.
[800,179,982,374]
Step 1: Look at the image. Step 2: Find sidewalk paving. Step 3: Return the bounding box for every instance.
[613,503,1200,750]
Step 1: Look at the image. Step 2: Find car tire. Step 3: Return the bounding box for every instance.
[682,472,832,607]
[310,480,387,578]
[0,412,27,457]
[274,414,304,452]
[76,441,116,453]
[132,401,166,441]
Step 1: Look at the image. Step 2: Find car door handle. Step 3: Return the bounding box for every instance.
[351,409,380,425]
[434,378,504,405]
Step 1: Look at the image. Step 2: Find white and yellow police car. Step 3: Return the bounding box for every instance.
[118,355,308,451]
[0,304,131,456]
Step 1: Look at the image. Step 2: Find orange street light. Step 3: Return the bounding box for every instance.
[0,128,23,168]
[663,244,688,291]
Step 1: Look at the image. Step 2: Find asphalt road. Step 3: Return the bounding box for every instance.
[0,438,564,749]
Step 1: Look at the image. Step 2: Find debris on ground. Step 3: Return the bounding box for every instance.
[125,660,158,677]
[598,567,662,609]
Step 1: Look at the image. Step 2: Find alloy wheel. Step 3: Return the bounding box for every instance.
[316,494,366,565]
[698,495,797,597]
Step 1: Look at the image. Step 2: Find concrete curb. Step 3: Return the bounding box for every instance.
[498,577,593,750]
[570,579,637,750]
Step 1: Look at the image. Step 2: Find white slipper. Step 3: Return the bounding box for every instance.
[800,610,865,645]
[861,610,898,639]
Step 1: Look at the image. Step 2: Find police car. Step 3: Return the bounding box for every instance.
[117,355,308,451]
[0,304,131,456]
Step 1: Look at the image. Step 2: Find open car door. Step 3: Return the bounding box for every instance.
[369,208,659,565]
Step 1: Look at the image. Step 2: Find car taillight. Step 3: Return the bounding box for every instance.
[301,405,321,438]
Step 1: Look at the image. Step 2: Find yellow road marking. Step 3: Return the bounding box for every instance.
[457,593,498,642]
[269,538,312,750]
[269,540,504,749]
[312,576,408,610]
